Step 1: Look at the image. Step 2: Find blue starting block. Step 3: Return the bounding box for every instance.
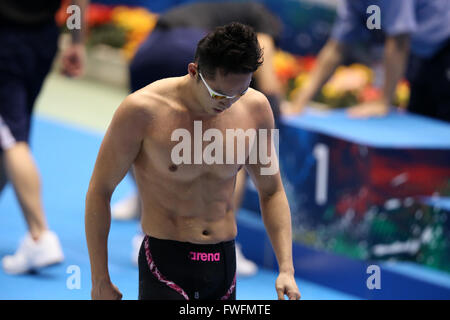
[239,108,450,299]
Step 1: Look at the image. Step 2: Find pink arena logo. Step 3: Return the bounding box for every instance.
[189,251,221,262]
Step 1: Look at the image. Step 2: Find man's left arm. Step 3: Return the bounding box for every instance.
[348,0,415,117]
[348,34,410,117]
[60,0,89,77]
[244,94,300,300]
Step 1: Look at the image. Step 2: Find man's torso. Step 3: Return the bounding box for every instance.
[130,77,265,244]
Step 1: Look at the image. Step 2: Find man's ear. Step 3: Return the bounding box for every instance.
[188,63,198,77]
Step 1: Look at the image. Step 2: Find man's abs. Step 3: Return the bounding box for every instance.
[140,206,238,244]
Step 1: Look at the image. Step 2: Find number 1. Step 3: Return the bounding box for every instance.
[313,144,329,205]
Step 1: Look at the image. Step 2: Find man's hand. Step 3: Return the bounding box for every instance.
[60,43,86,78]
[91,279,123,300]
[347,100,390,118]
[347,34,409,119]
[275,272,301,300]
[281,100,306,116]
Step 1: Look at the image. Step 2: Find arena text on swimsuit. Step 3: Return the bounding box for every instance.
[171,121,279,176]
[178,303,271,317]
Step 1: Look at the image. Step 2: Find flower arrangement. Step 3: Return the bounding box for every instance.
[56,2,158,60]
[274,50,410,108]
[109,6,158,59]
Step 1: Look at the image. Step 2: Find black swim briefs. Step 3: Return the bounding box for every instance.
[138,235,236,300]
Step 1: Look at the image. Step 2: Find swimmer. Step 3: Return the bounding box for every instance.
[116,0,285,277]
[85,23,300,300]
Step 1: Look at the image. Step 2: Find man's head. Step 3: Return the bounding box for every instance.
[188,22,264,114]
[194,22,263,78]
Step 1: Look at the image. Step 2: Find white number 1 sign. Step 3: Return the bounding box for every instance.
[313,144,329,205]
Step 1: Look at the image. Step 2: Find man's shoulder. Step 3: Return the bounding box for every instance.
[244,88,270,108]
[126,84,167,110]
[241,89,274,128]
[122,78,182,116]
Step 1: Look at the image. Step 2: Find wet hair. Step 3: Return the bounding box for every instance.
[194,22,263,79]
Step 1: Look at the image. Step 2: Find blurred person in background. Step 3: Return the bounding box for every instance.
[113,1,284,277]
[0,0,88,274]
[285,0,450,122]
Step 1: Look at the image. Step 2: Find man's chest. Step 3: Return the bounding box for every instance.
[140,117,257,181]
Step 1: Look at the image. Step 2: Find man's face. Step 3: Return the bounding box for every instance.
[198,69,252,115]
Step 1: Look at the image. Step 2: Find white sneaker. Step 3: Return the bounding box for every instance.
[111,194,140,221]
[2,230,64,275]
[236,243,258,277]
[131,233,145,266]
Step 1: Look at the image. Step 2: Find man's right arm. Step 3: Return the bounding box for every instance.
[287,0,356,114]
[288,40,347,114]
[85,95,150,299]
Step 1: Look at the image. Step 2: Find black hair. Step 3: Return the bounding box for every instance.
[194,22,263,79]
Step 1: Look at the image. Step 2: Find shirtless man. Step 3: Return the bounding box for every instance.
[85,22,300,300]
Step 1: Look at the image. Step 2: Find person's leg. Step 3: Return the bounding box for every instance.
[1,93,63,274]
[1,23,63,274]
[3,142,48,240]
[407,51,450,123]
[406,52,438,120]
[428,41,450,122]
[5,22,58,241]
[0,73,49,240]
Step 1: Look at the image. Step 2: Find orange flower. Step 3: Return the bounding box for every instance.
[111,6,158,60]
[274,50,303,83]
[86,4,113,27]
[358,86,382,103]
